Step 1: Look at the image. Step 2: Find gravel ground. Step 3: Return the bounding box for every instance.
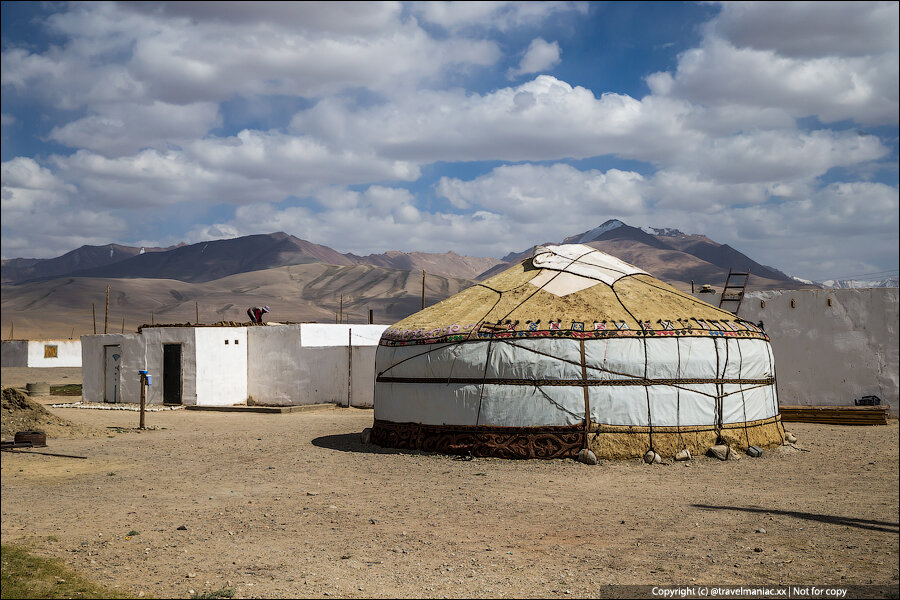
[1,368,897,599]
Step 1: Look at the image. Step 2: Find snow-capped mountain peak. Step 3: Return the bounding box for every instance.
[574,220,625,243]
[641,226,686,237]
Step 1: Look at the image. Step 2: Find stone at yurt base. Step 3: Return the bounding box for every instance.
[372,244,785,460]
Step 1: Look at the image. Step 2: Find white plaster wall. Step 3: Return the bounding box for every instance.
[141,328,197,405]
[195,327,247,406]
[350,345,378,408]
[247,325,307,406]
[1,341,28,367]
[300,324,388,347]
[695,288,898,412]
[26,340,82,367]
[247,324,386,407]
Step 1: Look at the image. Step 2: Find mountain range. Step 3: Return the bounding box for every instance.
[1,220,811,339]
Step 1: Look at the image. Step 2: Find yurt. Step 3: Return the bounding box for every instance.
[372,244,784,460]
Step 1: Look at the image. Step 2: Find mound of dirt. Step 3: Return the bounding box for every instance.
[1,387,99,439]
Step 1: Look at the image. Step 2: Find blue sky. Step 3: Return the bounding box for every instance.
[1,1,897,283]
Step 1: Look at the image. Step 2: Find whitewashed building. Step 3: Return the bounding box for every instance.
[694,287,898,413]
[80,324,388,407]
[2,339,82,368]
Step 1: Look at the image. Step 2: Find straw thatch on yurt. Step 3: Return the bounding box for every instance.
[371,244,784,460]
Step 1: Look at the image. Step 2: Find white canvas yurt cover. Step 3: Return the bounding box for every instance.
[372,244,784,459]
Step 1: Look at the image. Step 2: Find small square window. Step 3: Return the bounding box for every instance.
[44,345,58,358]
[234,340,239,345]
[225,340,229,345]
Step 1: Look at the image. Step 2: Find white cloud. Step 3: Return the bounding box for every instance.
[0,157,125,259]
[291,76,888,182]
[648,3,899,125]
[48,101,221,156]
[2,1,503,112]
[411,1,587,32]
[507,38,561,78]
[186,130,420,187]
[710,1,899,58]
[437,163,646,219]
[1,1,896,282]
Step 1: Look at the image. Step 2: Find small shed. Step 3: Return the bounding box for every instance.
[1,339,82,368]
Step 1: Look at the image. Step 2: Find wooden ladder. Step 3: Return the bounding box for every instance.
[718,268,750,315]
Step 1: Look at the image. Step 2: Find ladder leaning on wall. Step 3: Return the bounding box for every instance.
[719,268,750,315]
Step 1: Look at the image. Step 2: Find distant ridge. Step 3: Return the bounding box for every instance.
[2,233,503,285]
[1,220,813,339]
[478,219,800,290]
[1,243,177,284]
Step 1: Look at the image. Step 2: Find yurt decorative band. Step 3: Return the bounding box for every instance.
[380,321,768,346]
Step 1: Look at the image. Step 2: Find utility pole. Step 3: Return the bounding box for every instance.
[104,285,110,334]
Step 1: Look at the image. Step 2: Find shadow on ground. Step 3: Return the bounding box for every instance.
[311,432,436,456]
[692,504,900,533]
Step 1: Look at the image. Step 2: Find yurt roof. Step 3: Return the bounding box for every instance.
[382,244,764,345]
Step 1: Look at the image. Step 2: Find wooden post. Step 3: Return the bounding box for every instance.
[151,312,154,325]
[368,309,373,324]
[139,372,147,430]
[422,270,426,309]
[71,327,75,340]
[104,285,110,334]
[92,304,96,334]
[195,301,199,325]
[347,328,352,408]
[121,316,125,334]
[8,322,13,340]
[339,294,343,324]
[691,280,695,294]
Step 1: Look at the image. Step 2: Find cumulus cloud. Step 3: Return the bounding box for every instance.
[1,157,125,258]
[507,38,561,79]
[648,2,899,125]
[411,1,587,32]
[437,163,646,219]
[1,1,896,281]
[291,75,889,182]
[48,101,221,157]
[1,1,502,112]
[710,1,899,58]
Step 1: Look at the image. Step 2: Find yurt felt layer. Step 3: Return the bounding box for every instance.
[373,244,782,460]
[375,336,778,427]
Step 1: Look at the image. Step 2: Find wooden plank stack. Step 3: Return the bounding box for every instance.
[779,405,890,425]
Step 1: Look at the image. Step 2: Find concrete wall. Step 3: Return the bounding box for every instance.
[2,339,82,367]
[1,341,28,367]
[141,328,196,405]
[694,288,898,413]
[81,334,143,404]
[247,324,388,407]
[195,327,248,406]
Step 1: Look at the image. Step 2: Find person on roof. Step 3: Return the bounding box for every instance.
[247,305,270,324]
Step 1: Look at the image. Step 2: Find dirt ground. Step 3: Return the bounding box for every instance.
[1,368,898,599]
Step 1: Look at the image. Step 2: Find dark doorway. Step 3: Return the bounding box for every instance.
[163,344,183,405]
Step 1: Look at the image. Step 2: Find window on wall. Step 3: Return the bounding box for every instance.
[225,340,229,345]
[44,345,58,358]
[234,340,239,345]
